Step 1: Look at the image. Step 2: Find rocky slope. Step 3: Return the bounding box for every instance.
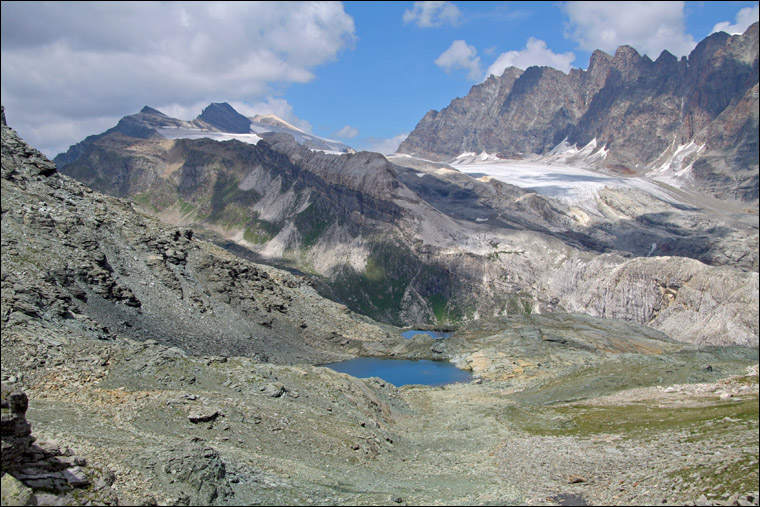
[2,109,758,505]
[398,23,759,203]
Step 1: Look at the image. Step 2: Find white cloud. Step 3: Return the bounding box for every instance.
[0,1,355,157]
[486,38,576,77]
[435,40,482,81]
[711,5,759,35]
[334,125,360,139]
[564,1,696,59]
[363,133,409,155]
[403,1,461,27]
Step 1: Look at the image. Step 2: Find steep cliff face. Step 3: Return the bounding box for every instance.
[399,23,759,201]
[399,67,525,160]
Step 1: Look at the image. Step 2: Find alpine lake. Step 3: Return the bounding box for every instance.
[323,330,472,387]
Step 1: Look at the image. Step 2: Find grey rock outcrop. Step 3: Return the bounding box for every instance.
[1,385,119,505]
[548,255,759,347]
[1,386,33,473]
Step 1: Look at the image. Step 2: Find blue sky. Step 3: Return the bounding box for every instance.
[1,1,758,157]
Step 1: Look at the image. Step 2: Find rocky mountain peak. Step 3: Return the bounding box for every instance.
[139,105,167,116]
[491,66,525,83]
[690,29,732,62]
[195,102,251,133]
[609,45,648,79]
[2,107,58,179]
[588,49,612,70]
[654,49,679,65]
[612,44,641,62]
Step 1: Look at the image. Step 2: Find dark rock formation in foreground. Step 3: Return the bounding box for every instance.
[1,385,119,505]
[399,23,759,202]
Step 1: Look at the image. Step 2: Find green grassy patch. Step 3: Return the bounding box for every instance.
[429,293,448,322]
[295,203,333,248]
[243,227,271,244]
[506,294,532,315]
[132,186,177,213]
[505,396,759,499]
[511,354,757,408]
[210,203,250,231]
[177,198,196,217]
[666,448,759,499]
[328,242,415,325]
[531,397,759,439]
[364,258,386,282]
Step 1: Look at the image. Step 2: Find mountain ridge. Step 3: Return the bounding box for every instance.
[398,22,759,202]
[42,24,759,345]
[48,103,759,346]
[53,102,353,171]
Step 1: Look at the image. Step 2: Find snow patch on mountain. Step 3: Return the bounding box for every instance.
[540,138,609,165]
[248,117,353,153]
[646,140,706,188]
[450,156,683,213]
[156,126,261,145]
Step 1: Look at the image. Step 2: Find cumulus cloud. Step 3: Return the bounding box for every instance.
[711,4,759,35]
[334,125,360,139]
[363,133,409,155]
[0,1,355,156]
[486,38,576,77]
[435,40,482,81]
[564,1,696,59]
[403,1,461,27]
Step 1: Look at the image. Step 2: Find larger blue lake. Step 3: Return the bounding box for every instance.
[322,357,472,387]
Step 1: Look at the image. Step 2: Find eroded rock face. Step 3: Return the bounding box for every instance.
[545,255,760,348]
[399,23,759,202]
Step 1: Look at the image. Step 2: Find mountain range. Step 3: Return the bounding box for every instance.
[48,24,759,349]
[399,22,759,203]
[2,22,759,507]
[3,104,759,506]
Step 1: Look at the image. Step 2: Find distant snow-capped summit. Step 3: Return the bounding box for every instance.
[251,114,307,134]
[54,102,354,168]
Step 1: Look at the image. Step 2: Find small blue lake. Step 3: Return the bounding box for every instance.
[400,330,452,339]
[322,357,472,387]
